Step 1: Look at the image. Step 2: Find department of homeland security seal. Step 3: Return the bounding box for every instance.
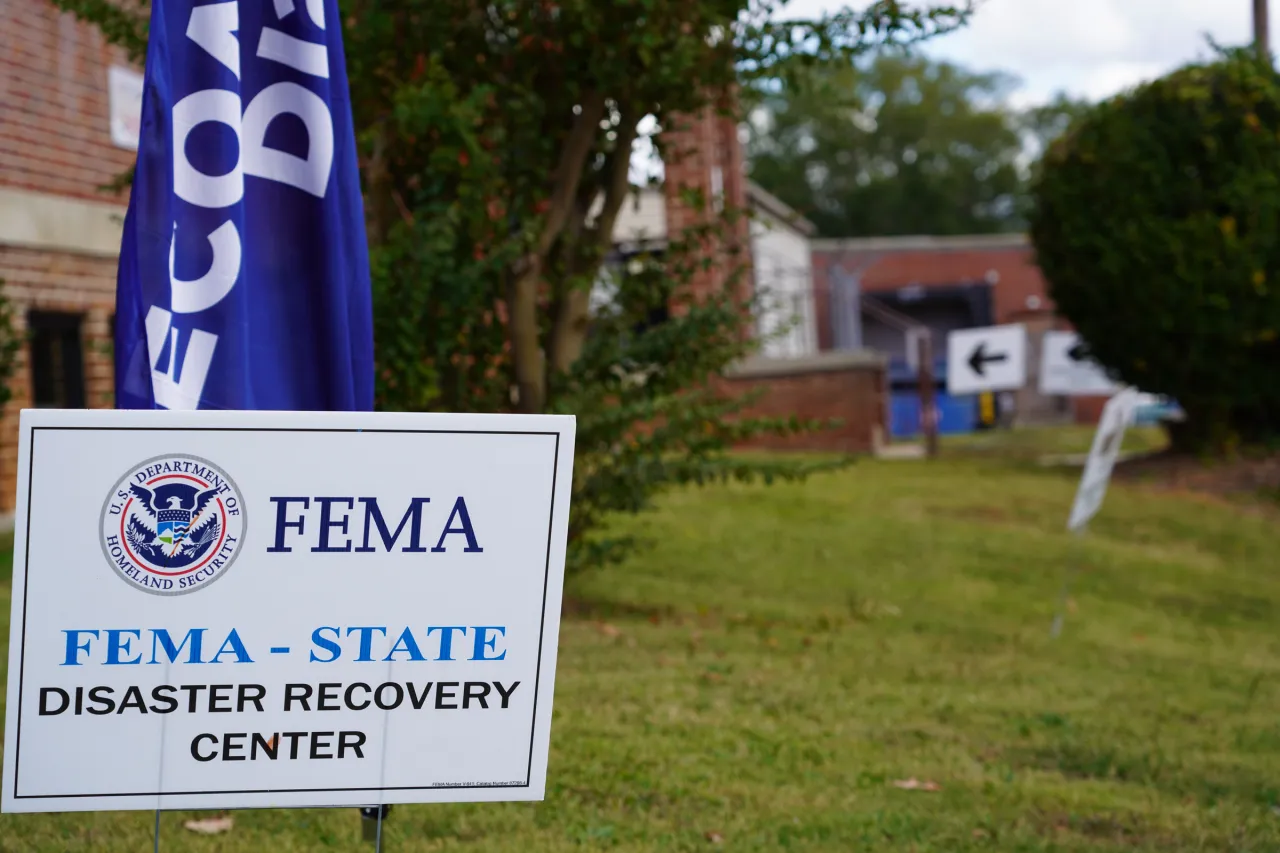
[100,455,246,596]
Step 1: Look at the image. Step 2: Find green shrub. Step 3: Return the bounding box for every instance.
[0,283,21,408]
[1030,48,1280,451]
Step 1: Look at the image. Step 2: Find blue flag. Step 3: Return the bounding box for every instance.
[115,0,373,411]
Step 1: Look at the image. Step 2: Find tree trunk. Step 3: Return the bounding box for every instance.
[363,122,395,248]
[547,115,639,377]
[509,92,606,414]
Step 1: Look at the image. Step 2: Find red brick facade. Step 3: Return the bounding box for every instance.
[811,237,1111,426]
[811,237,1055,351]
[661,98,752,303]
[0,4,134,202]
[722,354,887,454]
[0,3,133,511]
[662,98,889,452]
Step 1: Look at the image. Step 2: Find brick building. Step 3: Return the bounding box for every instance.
[648,102,890,454]
[811,234,1104,427]
[812,234,1054,343]
[0,3,141,512]
[659,101,754,303]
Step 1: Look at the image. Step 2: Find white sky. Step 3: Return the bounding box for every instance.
[783,0,1269,107]
[631,1,1268,181]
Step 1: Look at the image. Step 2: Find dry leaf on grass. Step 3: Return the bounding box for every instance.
[891,777,941,792]
[184,815,234,835]
[704,830,725,844]
[596,622,621,638]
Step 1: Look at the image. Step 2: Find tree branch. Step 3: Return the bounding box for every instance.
[509,90,607,414]
[537,91,608,258]
[591,118,641,259]
[547,112,639,377]
[363,119,395,247]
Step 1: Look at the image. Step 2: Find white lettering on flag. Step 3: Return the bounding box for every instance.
[145,307,218,411]
[257,28,330,78]
[169,221,242,315]
[172,89,244,208]
[145,3,336,406]
[273,0,326,29]
[243,82,335,197]
[186,2,241,78]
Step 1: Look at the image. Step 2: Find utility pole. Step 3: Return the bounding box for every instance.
[1256,0,1271,62]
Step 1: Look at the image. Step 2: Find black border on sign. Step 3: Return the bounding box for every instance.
[12,426,562,800]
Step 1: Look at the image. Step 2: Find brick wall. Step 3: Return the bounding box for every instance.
[661,96,887,455]
[811,237,1055,350]
[722,352,887,455]
[661,96,752,303]
[0,247,116,506]
[1072,395,1110,425]
[809,236,1120,428]
[0,3,135,203]
[0,2,134,512]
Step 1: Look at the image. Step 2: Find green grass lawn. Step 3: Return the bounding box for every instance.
[940,423,1170,461]
[2,448,1279,851]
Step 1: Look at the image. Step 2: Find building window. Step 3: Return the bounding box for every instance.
[29,311,86,408]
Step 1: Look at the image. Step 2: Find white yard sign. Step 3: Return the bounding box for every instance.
[1039,331,1121,397]
[946,324,1028,395]
[2,409,575,813]
[1068,388,1141,532]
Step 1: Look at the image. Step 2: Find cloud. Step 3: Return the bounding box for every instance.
[777,0,1265,104]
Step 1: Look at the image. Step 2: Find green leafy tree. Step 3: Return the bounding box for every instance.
[57,0,969,568]
[1011,92,1091,222]
[1020,93,1092,157]
[747,50,1024,237]
[1031,48,1280,452]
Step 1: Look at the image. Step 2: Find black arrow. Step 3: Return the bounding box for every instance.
[967,341,1008,376]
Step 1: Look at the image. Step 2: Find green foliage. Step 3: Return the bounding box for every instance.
[54,0,149,64]
[1020,92,1093,157]
[54,0,969,569]
[747,50,1026,237]
[0,284,24,409]
[1031,48,1280,451]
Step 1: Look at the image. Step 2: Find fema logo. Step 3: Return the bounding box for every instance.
[100,455,246,596]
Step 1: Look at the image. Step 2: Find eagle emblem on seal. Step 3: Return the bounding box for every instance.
[124,481,222,567]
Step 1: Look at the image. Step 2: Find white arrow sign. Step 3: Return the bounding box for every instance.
[946,324,1027,395]
[1040,331,1121,396]
[1068,387,1142,532]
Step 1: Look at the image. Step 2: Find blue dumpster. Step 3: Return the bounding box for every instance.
[886,358,979,439]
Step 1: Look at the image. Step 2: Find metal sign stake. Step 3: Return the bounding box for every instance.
[361,805,391,848]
